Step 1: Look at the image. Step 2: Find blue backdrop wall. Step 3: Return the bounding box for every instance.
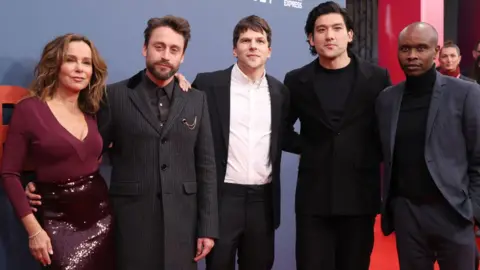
[0,0,344,269]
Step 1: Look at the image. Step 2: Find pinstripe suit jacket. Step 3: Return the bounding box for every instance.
[98,70,219,270]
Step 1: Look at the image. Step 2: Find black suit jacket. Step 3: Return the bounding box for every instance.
[192,66,290,229]
[97,71,218,270]
[283,55,391,216]
[376,73,480,235]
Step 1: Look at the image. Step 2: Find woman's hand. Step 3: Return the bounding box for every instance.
[21,208,53,266]
[29,229,53,266]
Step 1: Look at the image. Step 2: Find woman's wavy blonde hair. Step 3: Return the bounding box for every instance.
[29,33,108,114]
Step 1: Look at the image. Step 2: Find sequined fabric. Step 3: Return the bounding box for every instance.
[36,171,114,270]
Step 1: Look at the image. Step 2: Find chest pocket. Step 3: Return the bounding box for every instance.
[164,99,202,147]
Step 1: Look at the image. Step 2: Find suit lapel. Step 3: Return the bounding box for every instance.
[425,73,445,141]
[338,57,373,128]
[212,67,232,150]
[127,71,163,135]
[161,82,187,139]
[388,83,405,159]
[266,75,281,164]
[302,60,333,130]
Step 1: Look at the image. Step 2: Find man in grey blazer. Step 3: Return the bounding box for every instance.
[376,22,480,270]
[25,16,219,270]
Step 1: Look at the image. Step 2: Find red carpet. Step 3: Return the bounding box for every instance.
[370,215,480,270]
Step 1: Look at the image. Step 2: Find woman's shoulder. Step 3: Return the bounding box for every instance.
[10,96,48,123]
[16,95,43,106]
[15,96,44,111]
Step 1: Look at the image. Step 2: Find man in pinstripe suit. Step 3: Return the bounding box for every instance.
[26,15,219,270]
[98,16,219,270]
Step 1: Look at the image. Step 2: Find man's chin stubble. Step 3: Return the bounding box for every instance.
[152,70,175,81]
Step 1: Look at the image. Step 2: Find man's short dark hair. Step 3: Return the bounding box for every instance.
[441,40,461,55]
[144,15,191,51]
[304,1,354,55]
[233,15,272,48]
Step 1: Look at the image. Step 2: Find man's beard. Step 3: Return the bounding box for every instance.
[146,61,179,81]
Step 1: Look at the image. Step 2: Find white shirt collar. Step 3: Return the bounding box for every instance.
[232,63,267,87]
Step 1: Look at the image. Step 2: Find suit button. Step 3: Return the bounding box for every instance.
[221,161,227,167]
[161,138,167,144]
[161,164,168,170]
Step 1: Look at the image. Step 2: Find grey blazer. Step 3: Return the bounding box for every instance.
[376,72,480,236]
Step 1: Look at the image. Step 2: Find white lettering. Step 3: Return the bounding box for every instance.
[284,0,302,9]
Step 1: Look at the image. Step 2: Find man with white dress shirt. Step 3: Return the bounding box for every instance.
[192,15,289,270]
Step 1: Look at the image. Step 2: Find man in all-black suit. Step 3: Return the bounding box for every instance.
[282,2,391,270]
[27,16,219,270]
[376,22,480,270]
[192,15,289,270]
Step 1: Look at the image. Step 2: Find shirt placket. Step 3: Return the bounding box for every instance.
[248,85,255,184]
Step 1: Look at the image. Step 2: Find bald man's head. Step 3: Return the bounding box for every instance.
[399,22,439,46]
[397,22,440,76]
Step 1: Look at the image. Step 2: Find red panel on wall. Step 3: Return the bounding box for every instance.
[0,85,29,169]
[378,0,444,84]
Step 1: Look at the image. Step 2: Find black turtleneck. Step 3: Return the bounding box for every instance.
[391,65,443,202]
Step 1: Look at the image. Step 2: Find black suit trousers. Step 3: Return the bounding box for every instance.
[295,214,376,270]
[206,183,274,270]
[392,196,476,270]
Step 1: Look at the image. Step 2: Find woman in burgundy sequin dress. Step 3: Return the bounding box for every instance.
[0,33,114,269]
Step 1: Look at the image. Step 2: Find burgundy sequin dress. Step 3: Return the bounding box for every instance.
[1,97,114,270]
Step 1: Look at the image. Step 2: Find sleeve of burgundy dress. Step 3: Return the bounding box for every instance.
[1,101,32,219]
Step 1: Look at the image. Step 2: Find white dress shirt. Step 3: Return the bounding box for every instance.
[224,64,272,185]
